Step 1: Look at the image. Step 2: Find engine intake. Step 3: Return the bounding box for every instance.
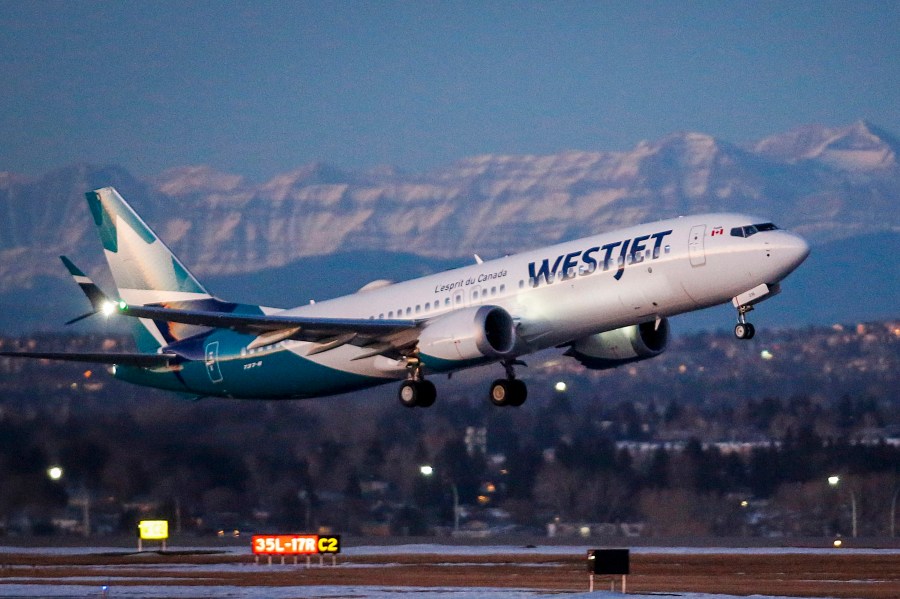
[565,318,669,370]
[418,305,516,362]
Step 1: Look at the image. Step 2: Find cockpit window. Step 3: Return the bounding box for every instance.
[730,222,779,238]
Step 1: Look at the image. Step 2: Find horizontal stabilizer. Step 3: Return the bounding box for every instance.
[60,255,110,313]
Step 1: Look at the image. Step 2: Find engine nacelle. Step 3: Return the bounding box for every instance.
[565,318,669,370]
[418,305,516,362]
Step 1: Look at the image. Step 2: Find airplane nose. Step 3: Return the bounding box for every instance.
[779,233,811,272]
[790,233,810,263]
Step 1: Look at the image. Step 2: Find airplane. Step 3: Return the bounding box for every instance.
[1,187,809,407]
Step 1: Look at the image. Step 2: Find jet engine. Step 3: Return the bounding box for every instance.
[418,305,516,362]
[565,318,669,370]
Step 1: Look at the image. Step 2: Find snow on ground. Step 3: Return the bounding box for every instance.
[1,543,898,557]
[342,544,900,556]
[0,586,837,599]
[0,544,891,598]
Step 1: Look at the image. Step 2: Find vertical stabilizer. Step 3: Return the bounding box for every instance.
[85,187,214,350]
[86,187,210,303]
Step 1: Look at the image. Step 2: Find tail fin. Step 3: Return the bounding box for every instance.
[85,187,216,350]
[86,187,210,303]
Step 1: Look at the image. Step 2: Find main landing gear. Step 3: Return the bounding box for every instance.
[398,378,436,408]
[397,358,528,408]
[398,359,436,408]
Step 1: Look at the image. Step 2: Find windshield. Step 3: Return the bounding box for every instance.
[730,222,779,238]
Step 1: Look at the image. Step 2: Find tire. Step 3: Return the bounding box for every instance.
[418,380,437,407]
[735,323,748,340]
[508,379,528,407]
[744,323,756,340]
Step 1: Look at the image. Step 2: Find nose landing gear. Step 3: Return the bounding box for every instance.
[734,305,756,340]
[732,283,779,341]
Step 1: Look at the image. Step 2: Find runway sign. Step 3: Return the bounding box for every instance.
[587,548,629,574]
[252,534,341,555]
[138,520,169,541]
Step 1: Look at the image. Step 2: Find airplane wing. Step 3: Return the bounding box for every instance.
[118,303,419,336]
[116,303,424,358]
[0,350,178,367]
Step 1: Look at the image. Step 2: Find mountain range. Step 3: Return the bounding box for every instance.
[1,121,897,333]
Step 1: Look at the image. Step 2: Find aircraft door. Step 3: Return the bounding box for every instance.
[205,341,224,383]
[688,224,707,267]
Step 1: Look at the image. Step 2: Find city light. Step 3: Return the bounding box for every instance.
[47,466,63,481]
[554,381,567,392]
[419,465,433,477]
[828,475,840,486]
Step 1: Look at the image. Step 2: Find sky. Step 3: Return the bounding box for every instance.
[1,1,898,182]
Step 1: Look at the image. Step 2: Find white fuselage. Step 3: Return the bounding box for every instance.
[259,212,809,381]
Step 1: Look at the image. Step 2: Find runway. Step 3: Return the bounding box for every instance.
[0,544,897,598]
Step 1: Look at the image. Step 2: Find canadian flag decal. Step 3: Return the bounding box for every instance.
[711,226,724,236]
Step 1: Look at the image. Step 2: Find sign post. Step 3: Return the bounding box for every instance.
[587,549,630,593]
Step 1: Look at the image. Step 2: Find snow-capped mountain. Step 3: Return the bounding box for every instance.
[0,122,897,295]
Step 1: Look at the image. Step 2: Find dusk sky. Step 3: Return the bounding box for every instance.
[2,1,898,182]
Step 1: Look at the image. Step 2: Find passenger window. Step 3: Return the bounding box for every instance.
[406,307,411,315]
[500,284,505,293]
[445,298,450,306]
[491,286,496,295]
[388,311,393,318]
[425,302,430,311]
[415,305,421,314]
[378,313,384,319]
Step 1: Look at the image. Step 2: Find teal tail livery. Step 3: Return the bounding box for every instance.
[1,187,810,407]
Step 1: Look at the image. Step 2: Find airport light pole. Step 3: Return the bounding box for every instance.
[828,475,857,538]
[420,465,459,534]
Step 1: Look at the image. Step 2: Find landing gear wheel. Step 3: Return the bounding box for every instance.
[508,379,527,407]
[417,380,437,407]
[489,378,528,407]
[734,322,756,340]
[398,379,437,408]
